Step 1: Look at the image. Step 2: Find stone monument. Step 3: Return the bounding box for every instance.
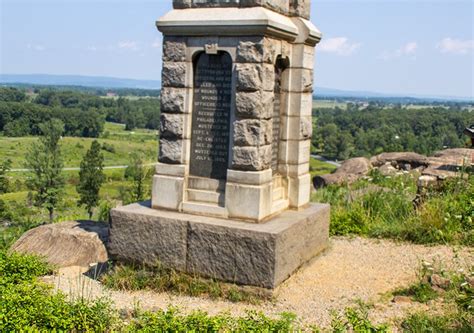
[108,0,329,289]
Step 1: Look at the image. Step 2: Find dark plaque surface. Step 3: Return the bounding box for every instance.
[190,52,232,180]
[271,65,283,172]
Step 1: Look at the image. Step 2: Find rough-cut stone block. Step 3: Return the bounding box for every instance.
[240,0,289,15]
[234,119,272,146]
[152,174,184,210]
[262,64,275,91]
[162,62,187,88]
[263,37,281,64]
[236,63,262,91]
[289,0,310,19]
[163,37,187,62]
[235,91,273,119]
[236,39,264,63]
[282,116,312,141]
[173,0,191,9]
[109,201,329,288]
[108,204,188,269]
[160,87,187,113]
[159,138,185,164]
[233,145,272,171]
[160,113,184,139]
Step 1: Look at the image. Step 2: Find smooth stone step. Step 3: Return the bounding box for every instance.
[182,201,228,219]
[188,176,225,191]
[187,188,224,204]
[271,198,289,215]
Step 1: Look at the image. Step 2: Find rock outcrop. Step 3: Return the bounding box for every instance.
[313,157,371,188]
[10,221,108,268]
[370,152,429,169]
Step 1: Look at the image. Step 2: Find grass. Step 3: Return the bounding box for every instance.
[0,122,157,169]
[310,157,338,177]
[394,263,474,332]
[101,263,271,304]
[312,170,474,246]
[313,99,347,109]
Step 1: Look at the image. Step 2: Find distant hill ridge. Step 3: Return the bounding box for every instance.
[0,73,472,101]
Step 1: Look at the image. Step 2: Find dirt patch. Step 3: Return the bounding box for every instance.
[44,237,473,328]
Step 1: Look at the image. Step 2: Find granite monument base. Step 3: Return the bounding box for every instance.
[108,201,329,289]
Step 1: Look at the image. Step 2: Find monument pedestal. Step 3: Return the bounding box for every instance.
[108,202,329,288]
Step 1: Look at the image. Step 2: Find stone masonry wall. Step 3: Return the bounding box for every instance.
[159,36,190,164]
[172,0,310,19]
[232,37,281,171]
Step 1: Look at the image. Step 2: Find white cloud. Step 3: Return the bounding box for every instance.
[27,43,45,51]
[318,37,361,56]
[117,40,139,51]
[380,42,418,60]
[87,45,98,51]
[437,38,474,55]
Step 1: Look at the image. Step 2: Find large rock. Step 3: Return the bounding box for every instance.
[313,157,371,188]
[337,157,371,175]
[423,148,473,179]
[370,152,429,168]
[10,221,108,268]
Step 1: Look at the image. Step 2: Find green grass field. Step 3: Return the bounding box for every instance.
[312,99,347,109]
[1,122,157,169]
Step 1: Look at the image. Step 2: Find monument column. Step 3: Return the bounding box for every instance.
[109,0,330,289]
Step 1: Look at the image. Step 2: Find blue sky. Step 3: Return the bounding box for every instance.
[1,0,473,98]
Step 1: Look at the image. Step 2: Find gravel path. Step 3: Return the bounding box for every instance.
[46,237,473,328]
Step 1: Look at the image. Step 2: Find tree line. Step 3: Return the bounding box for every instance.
[0,87,161,137]
[313,103,473,160]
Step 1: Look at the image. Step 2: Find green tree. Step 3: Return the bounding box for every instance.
[125,153,149,201]
[77,140,105,219]
[0,159,12,194]
[25,119,65,223]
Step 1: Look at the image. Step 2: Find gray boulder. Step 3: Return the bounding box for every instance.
[370,152,429,168]
[313,157,371,188]
[10,221,109,268]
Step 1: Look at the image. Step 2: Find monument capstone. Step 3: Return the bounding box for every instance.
[108,0,330,289]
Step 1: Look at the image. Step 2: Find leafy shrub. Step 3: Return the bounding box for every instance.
[101,142,116,153]
[128,308,297,333]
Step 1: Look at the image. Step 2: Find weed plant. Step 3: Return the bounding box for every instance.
[312,170,473,245]
[101,263,270,304]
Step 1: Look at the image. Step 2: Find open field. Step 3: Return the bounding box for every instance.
[312,99,347,109]
[0,122,157,169]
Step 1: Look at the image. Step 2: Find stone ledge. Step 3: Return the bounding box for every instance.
[108,201,329,288]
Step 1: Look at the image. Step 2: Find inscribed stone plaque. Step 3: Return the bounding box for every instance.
[271,64,284,172]
[190,52,232,180]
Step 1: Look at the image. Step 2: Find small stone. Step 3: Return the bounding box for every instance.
[160,113,184,139]
[262,64,275,91]
[162,62,186,88]
[392,295,412,303]
[430,274,450,289]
